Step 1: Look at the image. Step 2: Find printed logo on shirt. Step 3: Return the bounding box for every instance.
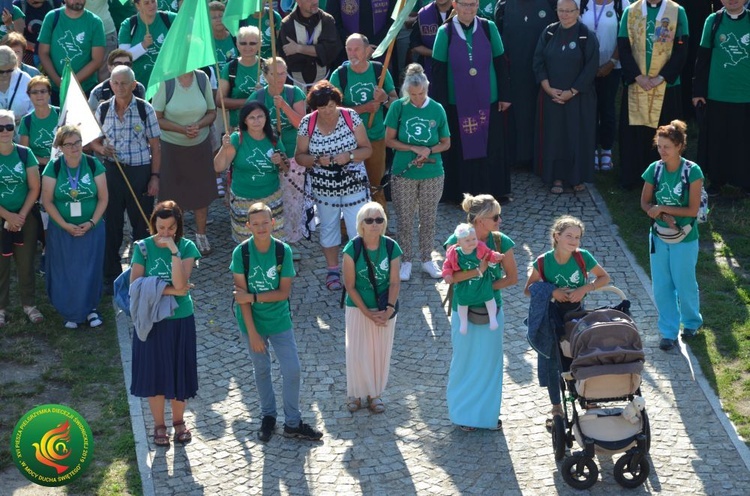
[147,258,171,279]
[0,161,24,198]
[248,264,277,292]
[58,31,84,61]
[719,32,750,68]
[238,76,259,94]
[555,269,582,288]
[33,129,55,151]
[357,255,390,284]
[656,180,684,205]
[405,116,433,144]
[349,82,375,105]
[245,149,276,177]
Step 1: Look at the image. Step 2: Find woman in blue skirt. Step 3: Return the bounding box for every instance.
[130,200,201,447]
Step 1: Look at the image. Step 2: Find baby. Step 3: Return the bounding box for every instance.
[443,223,504,334]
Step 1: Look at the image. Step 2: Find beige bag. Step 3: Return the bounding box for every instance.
[653,223,692,243]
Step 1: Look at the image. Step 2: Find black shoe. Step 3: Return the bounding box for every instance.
[283,421,323,441]
[681,328,699,339]
[659,338,677,351]
[257,416,276,443]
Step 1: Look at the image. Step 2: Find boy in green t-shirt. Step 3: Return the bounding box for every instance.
[229,202,323,443]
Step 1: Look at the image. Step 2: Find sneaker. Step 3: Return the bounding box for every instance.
[600,150,613,171]
[87,312,103,328]
[681,328,699,338]
[195,234,212,256]
[422,260,442,279]
[659,338,677,351]
[216,177,226,198]
[64,321,78,329]
[399,261,412,281]
[283,421,323,441]
[257,415,276,443]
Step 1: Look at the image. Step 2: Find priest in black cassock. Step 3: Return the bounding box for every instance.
[495,0,558,169]
[532,0,599,193]
[431,0,512,203]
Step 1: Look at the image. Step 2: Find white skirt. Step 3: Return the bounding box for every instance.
[345,306,396,399]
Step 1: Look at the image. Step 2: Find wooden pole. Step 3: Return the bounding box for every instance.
[368,1,407,128]
[256,9,263,87]
[266,0,282,135]
[214,62,230,133]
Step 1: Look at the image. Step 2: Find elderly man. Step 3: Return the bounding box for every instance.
[330,33,398,209]
[37,0,105,103]
[88,49,146,110]
[91,65,160,291]
[279,0,342,92]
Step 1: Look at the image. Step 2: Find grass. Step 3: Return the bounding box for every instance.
[0,275,142,495]
[594,163,750,445]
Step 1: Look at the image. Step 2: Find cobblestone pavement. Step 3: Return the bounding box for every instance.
[118,171,750,495]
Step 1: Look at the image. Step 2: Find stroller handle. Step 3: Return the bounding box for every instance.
[592,285,627,300]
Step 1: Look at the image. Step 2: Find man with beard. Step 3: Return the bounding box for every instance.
[37,0,105,103]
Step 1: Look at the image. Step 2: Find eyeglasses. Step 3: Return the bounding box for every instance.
[363,217,385,225]
[238,41,259,46]
[29,89,49,95]
[61,140,82,149]
[0,69,14,74]
[456,2,479,7]
[0,123,15,132]
[557,8,579,13]
[112,61,132,67]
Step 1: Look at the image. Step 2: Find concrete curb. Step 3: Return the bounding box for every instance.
[588,183,750,472]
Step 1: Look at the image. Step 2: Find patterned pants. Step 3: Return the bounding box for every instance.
[391,174,444,262]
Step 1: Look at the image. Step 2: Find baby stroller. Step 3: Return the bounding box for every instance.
[550,286,650,490]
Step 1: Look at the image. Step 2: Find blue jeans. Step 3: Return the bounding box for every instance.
[246,329,302,428]
[649,234,703,339]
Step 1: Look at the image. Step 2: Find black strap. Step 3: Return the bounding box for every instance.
[227,58,239,94]
[6,73,22,111]
[53,155,95,176]
[361,243,381,298]
[15,144,28,165]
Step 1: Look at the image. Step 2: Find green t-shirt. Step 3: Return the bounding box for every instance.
[157,0,178,12]
[41,155,106,226]
[221,59,262,127]
[449,245,496,306]
[642,158,704,243]
[118,12,177,87]
[245,10,283,58]
[384,97,450,180]
[19,106,60,160]
[230,237,295,336]
[699,12,750,103]
[0,145,39,212]
[343,236,403,309]
[228,131,283,199]
[478,0,495,20]
[108,0,137,31]
[444,231,515,307]
[38,9,106,91]
[131,236,202,319]
[247,85,306,154]
[618,4,688,87]
[0,6,24,37]
[432,18,505,104]
[330,63,396,141]
[532,249,598,289]
[214,34,237,71]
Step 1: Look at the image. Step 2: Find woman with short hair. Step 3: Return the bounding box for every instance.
[19,75,58,167]
[0,45,31,123]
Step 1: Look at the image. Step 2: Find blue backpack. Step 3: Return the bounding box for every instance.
[113,241,148,317]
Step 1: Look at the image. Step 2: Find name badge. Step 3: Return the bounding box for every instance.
[70,202,82,217]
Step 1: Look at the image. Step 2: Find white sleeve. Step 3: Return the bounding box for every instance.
[118,42,148,61]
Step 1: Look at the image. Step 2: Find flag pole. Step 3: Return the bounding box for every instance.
[113,157,151,225]
[215,62,230,133]
[266,0,282,135]
[256,10,263,87]
[368,0,407,128]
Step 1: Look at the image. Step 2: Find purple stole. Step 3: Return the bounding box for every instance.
[417,2,448,80]
[339,0,390,36]
[449,18,492,160]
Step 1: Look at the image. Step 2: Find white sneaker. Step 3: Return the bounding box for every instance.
[195,234,212,256]
[422,260,442,279]
[64,321,78,329]
[399,261,412,281]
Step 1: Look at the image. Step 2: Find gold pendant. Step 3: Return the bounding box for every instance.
[70,189,78,199]
[469,68,477,76]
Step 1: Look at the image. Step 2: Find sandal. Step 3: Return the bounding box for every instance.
[573,184,586,193]
[173,420,192,444]
[346,397,361,413]
[23,306,44,324]
[367,396,385,414]
[489,419,503,431]
[459,425,477,432]
[0,309,6,327]
[154,425,170,447]
[87,311,103,328]
[325,271,342,291]
[550,181,563,195]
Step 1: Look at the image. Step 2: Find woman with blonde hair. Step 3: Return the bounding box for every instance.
[0,45,31,122]
[342,202,402,414]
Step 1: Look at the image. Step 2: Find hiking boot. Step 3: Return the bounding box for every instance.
[257,416,276,442]
[659,338,677,351]
[283,422,323,441]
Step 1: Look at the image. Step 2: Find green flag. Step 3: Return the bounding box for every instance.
[59,62,72,109]
[372,0,418,59]
[223,0,263,37]
[145,0,217,100]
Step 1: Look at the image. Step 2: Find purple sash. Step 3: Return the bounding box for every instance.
[340,0,391,36]
[449,18,492,160]
[417,2,447,79]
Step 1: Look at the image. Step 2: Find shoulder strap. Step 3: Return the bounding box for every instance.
[15,144,28,166]
[274,239,285,271]
[100,100,110,123]
[255,87,266,103]
[340,108,355,133]
[166,69,206,104]
[128,14,138,39]
[135,239,147,260]
[227,58,239,93]
[614,0,623,20]
[53,156,61,176]
[337,64,349,93]
[653,160,665,191]
[370,61,383,81]
[572,250,587,281]
[135,97,148,125]
[241,239,250,278]
[536,254,546,282]
[306,109,319,135]
[544,22,560,44]
[710,8,724,49]
[195,70,208,95]
[351,236,363,263]
[385,237,395,261]
[580,0,589,12]
[284,85,295,104]
[51,8,61,34]
[159,11,171,28]
[23,113,32,134]
[165,78,175,104]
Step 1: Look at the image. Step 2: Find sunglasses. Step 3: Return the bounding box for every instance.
[238,41,259,46]
[29,89,49,95]
[112,61,132,67]
[0,123,14,132]
[363,217,385,225]
[487,214,501,222]
[0,69,14,75]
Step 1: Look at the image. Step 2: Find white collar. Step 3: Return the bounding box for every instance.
[410,96,431,109]
[451,16,477,41]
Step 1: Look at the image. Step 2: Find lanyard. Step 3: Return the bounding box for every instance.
[592,0,608,31]
[64,158,82,196]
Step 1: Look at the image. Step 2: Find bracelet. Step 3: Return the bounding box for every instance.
[150,172,160,177]
[386,303,396,310]
[609,58,618,65]
[171,251,180,257]
[88,220,95,228]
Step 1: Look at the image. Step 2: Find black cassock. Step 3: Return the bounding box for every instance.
[532,22,599,187]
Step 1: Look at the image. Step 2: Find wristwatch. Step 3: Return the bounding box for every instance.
[171,250,181,258]
[349,151,355,162]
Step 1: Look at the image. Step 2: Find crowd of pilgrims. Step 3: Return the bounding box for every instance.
[0,0,744,439]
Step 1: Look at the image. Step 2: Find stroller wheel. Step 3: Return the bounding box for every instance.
[561,454,599,490]
[614,453,650,489]
[552,416,566,461]
[642,409,651,453]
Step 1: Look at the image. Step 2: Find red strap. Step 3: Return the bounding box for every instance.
[536,255,546,282]
[572,250,588,281]
[307,110,319,136]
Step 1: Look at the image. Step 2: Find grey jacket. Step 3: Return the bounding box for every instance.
[130,276,178,342]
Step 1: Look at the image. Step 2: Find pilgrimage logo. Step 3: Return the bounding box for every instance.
[11,404,94,487]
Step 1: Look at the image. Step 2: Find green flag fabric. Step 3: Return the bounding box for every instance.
[58,62,72,109]
[373,0,418,59]
[145,0,217,100]
[223,0,263,37]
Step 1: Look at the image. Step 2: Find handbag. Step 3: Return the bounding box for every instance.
[467,305,489,325]
[362,245,398,319]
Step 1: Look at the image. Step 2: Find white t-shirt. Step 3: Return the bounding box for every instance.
[0,70,32,125]
[580,0,630,67]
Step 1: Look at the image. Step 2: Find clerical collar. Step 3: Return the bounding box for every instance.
[646,0,661,8]
[727,10,746,20]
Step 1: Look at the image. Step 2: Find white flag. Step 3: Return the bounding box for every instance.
[50,65,103,160]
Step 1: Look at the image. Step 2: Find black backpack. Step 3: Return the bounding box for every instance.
[53,154,96,176]
[339,236,396,308]
[251,85,296,107]
[335,60,384,96]
[239,238,289,311]
[98,97,149,127]
[14,144,32,166]
[128,11,172,40]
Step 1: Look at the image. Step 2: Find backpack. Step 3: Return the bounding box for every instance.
[579,0,624,21]
[113,240,148,317]
[653,159,709,224]
[128,11,172,40]
[544,21,589,65]
[536,250,587,283]
[164,69,209,104]
[15,144,31,166]
[238,237,289,311]
[335,60,384,97]
[20,0,57,15]
[339,236,396,308]
[226,58,239,94]
[98,97,149,127]
[53,154,96,176]
[251,85,296,110]
[306,107,356,136]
